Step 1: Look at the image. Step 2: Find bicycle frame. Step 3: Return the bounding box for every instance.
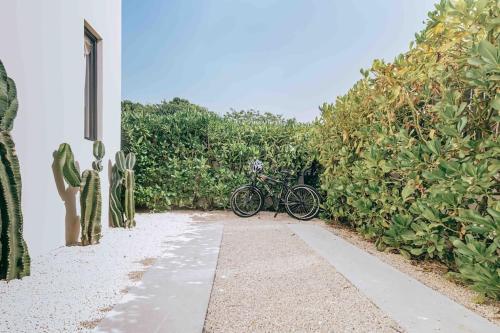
[250,172,293,214]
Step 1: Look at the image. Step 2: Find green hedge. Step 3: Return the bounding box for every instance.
[122,98,316,211]
[315,0,499,299]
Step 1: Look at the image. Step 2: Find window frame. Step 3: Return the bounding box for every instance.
[84,24,101,141]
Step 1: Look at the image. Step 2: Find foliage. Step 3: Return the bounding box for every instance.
[314,0,499,299]
[55,141,105,246]
[109,151,137,228]
[121,100,316,210]
[0,59,30,280]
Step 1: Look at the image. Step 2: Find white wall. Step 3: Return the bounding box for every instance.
[0,0,122,256]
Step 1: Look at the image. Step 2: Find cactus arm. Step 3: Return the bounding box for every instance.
[80,170,102,245]
[91,141,104,172]
[92,160,103,172]
[123,170,135,228]
[56,143,81,187]
[0,61,18,131]
[115,151,126,172]
[125,153,136,169]
[93,141,105,160]
[0,132,30,279]
[0,78,18,131]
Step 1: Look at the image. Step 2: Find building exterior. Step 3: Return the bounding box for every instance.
[0,0,122,257]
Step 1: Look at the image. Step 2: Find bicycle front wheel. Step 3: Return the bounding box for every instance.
[230,185,263,218]
[285,185,320,221]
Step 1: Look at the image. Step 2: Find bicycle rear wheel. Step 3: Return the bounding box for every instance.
[285,185,320,220]
[230,185,263,217]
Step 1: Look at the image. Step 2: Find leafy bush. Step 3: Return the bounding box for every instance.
[122,100,315,210]
[314,0,499,299]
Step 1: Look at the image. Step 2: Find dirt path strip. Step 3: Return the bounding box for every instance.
[290,224,500,333]
[203,214,402,333]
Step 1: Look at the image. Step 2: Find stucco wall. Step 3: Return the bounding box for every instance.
[0,0,122,256]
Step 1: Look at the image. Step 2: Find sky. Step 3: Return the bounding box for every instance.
[122,0,437,122]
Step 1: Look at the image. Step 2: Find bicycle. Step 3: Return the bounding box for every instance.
[230,160,320,220]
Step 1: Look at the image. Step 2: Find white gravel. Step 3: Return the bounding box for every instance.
[0,212,193,333]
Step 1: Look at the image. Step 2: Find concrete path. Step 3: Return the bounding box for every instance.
[203,214,402,332]
[290,223,500,333]
[94,223,223,333]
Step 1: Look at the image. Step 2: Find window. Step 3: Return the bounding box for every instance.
[84,26,100,140]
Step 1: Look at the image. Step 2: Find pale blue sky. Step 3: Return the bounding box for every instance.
[123,0,437,122]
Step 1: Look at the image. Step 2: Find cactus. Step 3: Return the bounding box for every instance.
[109,164,124,228]
[123,153,136,228]
[109,151,136,228]
[80,170,102,245]
[0,59,30,280]
[55,140,105,246]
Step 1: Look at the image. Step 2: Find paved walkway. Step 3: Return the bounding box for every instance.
[95,223,223,333]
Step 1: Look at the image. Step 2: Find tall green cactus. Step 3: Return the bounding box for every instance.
[80,170,102,245]
[0,59,30,280]
[109,151,136,228]
[55,140,105,246]
[123,153,136,228]
[109,164,124,228]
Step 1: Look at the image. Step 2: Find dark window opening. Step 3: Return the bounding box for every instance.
[84,27,98,140]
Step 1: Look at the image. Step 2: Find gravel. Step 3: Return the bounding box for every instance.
[0,212,193,333]
[202,212,403,333]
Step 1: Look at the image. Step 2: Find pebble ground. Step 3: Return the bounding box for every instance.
[202,213,403,333]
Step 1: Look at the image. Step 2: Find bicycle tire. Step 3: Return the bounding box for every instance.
[299,184,321,218]
[230,185,264,218]
[284,185,320,221]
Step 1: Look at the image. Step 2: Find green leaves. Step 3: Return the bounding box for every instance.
[425,139,441,156]
[491,94,500,110]
[122,99,315,211]
[401,181,415,201]
[314,0,500,299]
[452,236,500,299]
[478,40,499,65]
